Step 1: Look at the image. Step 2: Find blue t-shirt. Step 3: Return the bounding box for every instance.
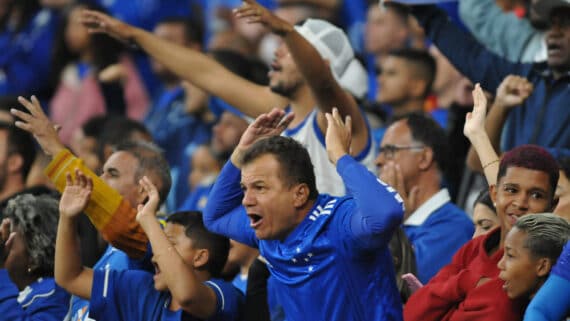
[0,269,70,321]
[204,156,405,321]
[90,269,243,321]
[70,245,150,321]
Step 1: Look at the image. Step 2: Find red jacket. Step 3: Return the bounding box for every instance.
[404,228,527,321]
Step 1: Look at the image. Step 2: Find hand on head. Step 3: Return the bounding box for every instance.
[60,169,93,219]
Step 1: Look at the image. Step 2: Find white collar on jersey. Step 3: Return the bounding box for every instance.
[404,189,451,226]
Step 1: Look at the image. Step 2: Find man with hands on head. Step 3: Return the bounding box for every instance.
[55,170,242,321]
[203,108,405,321]
[80,0,375,196]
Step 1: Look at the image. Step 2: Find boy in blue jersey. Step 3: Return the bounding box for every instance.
[204,108,405,321]
[55,170,243,321]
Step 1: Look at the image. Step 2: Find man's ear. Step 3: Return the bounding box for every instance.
[7,153,23,175]
[193,249,210,270]
[292,183,310,208]
[418,147,434,171]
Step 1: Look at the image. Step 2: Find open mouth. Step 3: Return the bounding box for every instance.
[248,214,263,229]
[547,42,563,55]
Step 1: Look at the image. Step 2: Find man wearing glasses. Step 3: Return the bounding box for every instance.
[377,113,474,284]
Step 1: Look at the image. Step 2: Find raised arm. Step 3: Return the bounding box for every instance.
[409,4,529,93]
[464,84,500,185]
[234,0,370,155]
[203,109,294,245]
[136,177,218,318]
[55,170,94,300]
[325,108,404,248]
[12,97,147,258]
[80,10,286,118]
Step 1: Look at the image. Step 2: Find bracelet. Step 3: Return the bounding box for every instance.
[482,159,500,169]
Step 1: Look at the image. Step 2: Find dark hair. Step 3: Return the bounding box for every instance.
[388,48,436,98]
[241,136,318,200]
[166,211,229,278]
[0,123,36,179]
[156,16,204,46]
[50,2,124,89]
[211,49,269,85]
[401,113,450,175]
[82,115,110,138]
[4,194,59,277]
[514,213,570,262]
[557,156,570,178]
[114,141,171,206]
[498,145,559,197]
[474,189,496,214]
[97,116,151,162]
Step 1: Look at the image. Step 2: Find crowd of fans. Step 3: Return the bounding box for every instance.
[0,0,569,320]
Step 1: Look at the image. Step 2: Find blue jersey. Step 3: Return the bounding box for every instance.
[70,245,149,321]
[0,269,70,321]
[90,269,243,321]
[204,155,405,321]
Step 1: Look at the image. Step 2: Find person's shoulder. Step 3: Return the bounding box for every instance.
[19,277,70,307]
[204,278,244,320]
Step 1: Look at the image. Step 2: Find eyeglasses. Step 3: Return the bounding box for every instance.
[378,144,425,159]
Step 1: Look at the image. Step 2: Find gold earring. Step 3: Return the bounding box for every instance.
[27,266,32,274]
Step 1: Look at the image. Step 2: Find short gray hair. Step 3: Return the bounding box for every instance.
[4,194,59,277]
[514,213,570,262]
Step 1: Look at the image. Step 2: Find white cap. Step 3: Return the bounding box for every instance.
[294,19,368,100]
[533,0,570,18]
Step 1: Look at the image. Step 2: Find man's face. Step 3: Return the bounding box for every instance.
[211,112,248,156]
[498,227,543,299]
[99,151,143,206]
[152,223,198,291]
[491,167,553,234]
[268,43,305,97]
[546,8,570,72]
[365,6,408,55]
[188,145,220,191]
[152,22,188,82]
[376,56,415,105]
[70,129,101,173]
[554,170,570,220]
[241,154,300,240]
[375,120,423,192]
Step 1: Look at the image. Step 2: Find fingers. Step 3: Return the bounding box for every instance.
[139,176,158,197]
[277,112,295,129]
[17,96,43,116]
